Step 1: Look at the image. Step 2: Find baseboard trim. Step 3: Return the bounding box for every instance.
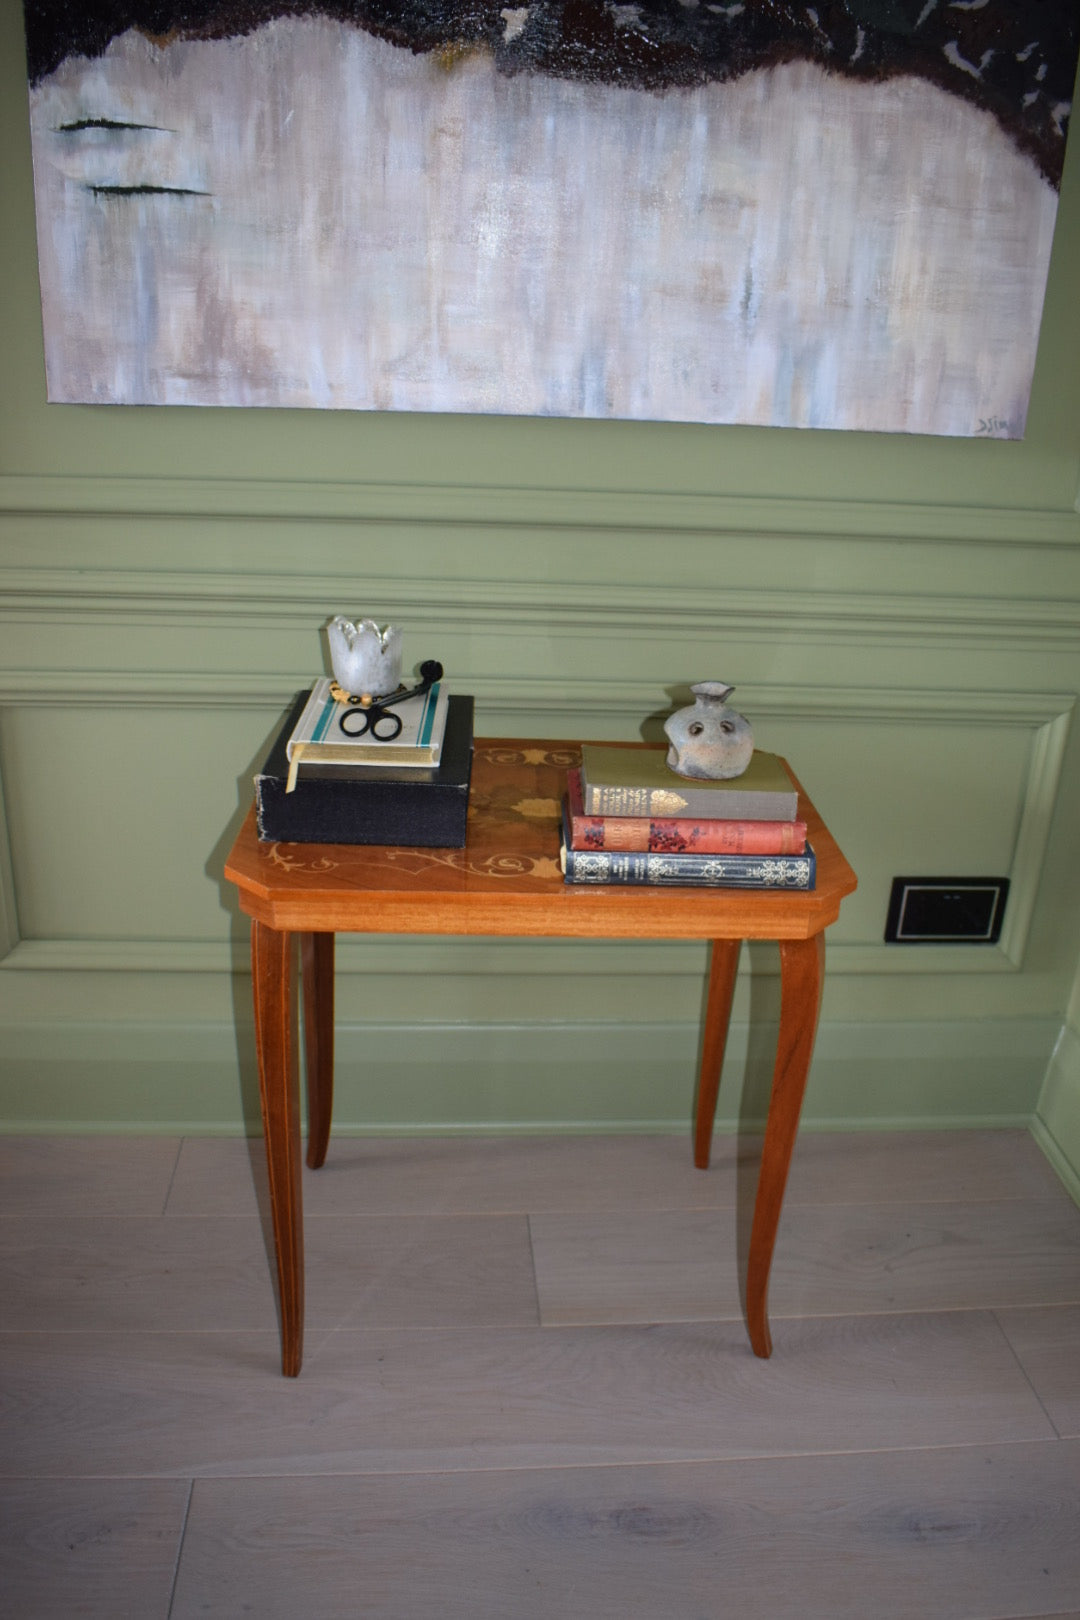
[0,1114,1037,1137]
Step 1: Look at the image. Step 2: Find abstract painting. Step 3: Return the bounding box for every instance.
[22,2,1079,433]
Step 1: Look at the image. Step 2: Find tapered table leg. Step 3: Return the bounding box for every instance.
[300,932,335,1171]
[746,931,825,1359]
[694,938,741,1169]
[251,920,304,1377]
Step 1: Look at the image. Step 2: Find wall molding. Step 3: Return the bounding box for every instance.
[2,473,1080,546]
[5,572,1080,650]
[0,761,19,960]
[0,670,1073,726]
[1034,1023,1080,1206]
[1000,710,1073,966]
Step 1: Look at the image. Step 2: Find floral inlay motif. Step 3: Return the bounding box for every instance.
[376,849,561,882]
[268,845,339,873]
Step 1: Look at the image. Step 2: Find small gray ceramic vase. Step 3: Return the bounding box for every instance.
[663,682,754,780]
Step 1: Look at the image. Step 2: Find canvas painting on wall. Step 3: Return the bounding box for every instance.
[22,1,1079,435]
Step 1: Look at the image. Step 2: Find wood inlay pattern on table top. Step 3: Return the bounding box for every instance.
[224,741,855,939]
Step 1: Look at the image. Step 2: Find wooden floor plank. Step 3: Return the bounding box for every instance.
[166,1132,742,1216]
[0,1312,1052,1478]
[165,1129,1062,1218]
[0,1136,182,1217]
[169,1440,1080,1620]
[0,1477,189,1620]
[0,1213,538,1332]
[531,1199,1080,1325]
[782,1128,1066,1204]
[996,1305,1080,1438]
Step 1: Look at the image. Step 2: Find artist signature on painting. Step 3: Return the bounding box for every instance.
[975,415,1016,438]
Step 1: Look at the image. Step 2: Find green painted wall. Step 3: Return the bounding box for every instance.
[3,0,1080,1162]
[1036,958,1080,1202]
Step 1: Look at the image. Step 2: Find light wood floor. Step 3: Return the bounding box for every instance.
[2,1127,1079,1619]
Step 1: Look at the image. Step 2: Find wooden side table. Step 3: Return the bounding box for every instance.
[225,740,856,1375]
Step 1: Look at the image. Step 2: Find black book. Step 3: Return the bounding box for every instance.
[255,692,474,847]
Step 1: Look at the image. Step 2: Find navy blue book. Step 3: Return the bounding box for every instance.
[255,693,473,847]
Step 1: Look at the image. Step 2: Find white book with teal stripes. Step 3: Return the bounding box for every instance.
[284,678,449,791]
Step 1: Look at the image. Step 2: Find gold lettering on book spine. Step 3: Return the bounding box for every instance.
[594,786,689,815]
[603,817,651,850]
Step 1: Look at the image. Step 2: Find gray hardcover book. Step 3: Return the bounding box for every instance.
[579,745,798,821]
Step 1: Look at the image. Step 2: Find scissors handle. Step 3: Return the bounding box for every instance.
[336,659,443,740]
[338,705,403,739]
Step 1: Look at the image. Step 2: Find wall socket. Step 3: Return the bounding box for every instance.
[884,877,1009,944]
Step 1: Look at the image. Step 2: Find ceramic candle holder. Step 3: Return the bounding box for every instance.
[325,617,404,699]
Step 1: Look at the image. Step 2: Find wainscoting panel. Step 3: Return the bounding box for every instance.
[1,552,1079,1133]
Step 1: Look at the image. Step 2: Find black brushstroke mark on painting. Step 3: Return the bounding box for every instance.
[57,117,172,131]
[22,0,1079,185]
[88,183,210,195]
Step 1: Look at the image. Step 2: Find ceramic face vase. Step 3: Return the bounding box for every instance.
[663,681,754,780]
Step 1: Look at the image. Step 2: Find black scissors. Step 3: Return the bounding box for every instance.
[336,660,443,741]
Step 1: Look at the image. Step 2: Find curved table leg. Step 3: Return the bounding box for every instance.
[251,920,304,1377]
[694,938,741,1170]
[301,932,335,1171]
[746,931,825,1359]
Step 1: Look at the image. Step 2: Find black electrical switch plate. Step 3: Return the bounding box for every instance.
[884,877,1009,943]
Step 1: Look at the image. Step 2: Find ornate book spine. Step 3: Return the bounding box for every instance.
[561,829,816,889]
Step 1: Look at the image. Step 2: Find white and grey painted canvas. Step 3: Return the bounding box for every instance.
[23,2,1079,434]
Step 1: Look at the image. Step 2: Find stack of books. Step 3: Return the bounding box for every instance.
[560,745,814,888]
[254,678,474,847]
